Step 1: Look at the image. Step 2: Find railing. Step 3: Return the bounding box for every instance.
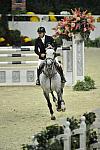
[56,116,100,150]
[57,116,86,150]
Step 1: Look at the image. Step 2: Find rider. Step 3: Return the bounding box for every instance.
[34,26,66,85]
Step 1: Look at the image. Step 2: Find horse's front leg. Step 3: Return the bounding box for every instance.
[57,91,66,112]
[56,91,62,111]
[43,91,56,120]
[51,91,58,107]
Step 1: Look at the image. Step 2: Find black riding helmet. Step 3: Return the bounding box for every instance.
[37,27,46,33]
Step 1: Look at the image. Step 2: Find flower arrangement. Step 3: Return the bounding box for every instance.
[21,36,34,46]
[0,37,8,46]
[54,8,95,40]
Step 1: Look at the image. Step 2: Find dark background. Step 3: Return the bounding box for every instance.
[0,0,100,14]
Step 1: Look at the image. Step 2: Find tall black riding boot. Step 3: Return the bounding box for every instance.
[36,63,45,85]
[56,65,66,83]
[36,68,40,85]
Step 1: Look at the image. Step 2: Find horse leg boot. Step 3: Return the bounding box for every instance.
[55,63,66,83]
[57,91,66,112]
[56,91,62,112]
[43,91,56,120]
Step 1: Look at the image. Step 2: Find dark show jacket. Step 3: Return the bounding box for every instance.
[34,35,57,60]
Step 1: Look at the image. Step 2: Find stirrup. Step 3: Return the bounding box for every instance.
[61,77,66,83]
[36,79,40,85]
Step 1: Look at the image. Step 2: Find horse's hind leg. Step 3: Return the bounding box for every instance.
[43,91,56,120]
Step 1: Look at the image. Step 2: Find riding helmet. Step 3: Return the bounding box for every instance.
[37,27,46,33]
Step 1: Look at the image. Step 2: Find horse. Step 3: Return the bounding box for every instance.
[40,47,66,120]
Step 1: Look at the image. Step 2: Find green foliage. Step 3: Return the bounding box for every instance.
[0,0,11,14]
[22,112,97,150]
[8,30,21,46]
[73,76,96,91]
[0,27,35,47]
[0,14,9,37]
[54,37,62,47]
[83,112,97,149]
[83,112,96,125]
[67,117,80,149]
[34,124,63,150]
[67,117,80,131]
[11,10,27,15]
[85,37,100,48]
[31,39,36,46]
[84,76,96,90]
[0,26,6,37]
[21,36,35,46]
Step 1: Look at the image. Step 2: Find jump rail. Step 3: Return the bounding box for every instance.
[0,53,36,57]
[0,46,38,86]
[0,61,38,64]
[0,46,34,51]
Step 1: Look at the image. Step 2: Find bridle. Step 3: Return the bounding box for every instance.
[43,46,58,78]
[43,56,57,79]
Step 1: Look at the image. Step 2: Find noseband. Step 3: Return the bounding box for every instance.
[45,58,54,68]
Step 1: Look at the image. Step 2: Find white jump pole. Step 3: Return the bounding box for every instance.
[0,61,38,64]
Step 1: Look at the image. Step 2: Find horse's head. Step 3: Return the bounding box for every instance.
[43,45,61,77]
[46,46,55,59]
[42,47,55,77]
[46,45,60,59]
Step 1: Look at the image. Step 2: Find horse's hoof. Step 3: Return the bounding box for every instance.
[61,102,66,112]
[61,107,66,112]
[57,108,62,112]
[51,115,56,120]
[36,79,40,85]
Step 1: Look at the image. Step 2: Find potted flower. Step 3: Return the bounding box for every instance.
[54,8,95,41]
[21,36,34,46]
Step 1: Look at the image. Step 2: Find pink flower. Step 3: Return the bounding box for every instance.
[83,28,87,32]
[73,14,78,18]
[75,24,80,30]
[76,17,80,21]
[65,26,69,30]
[54,8,95,40]
[71,22,75,28]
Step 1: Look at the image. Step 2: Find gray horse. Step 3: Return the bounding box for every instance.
[40,47,66,120]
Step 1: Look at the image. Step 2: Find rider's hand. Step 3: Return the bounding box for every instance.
[41,54,45,58]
